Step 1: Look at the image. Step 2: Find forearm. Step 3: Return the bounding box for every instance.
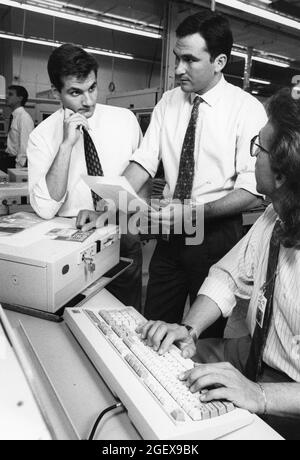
[123,161,150,194]
[259,383,300,418]
[204,189,263,221]
[183,295,222,337]
[46,142,72,201]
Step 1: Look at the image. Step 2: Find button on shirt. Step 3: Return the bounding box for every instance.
[6,106,34,168]
[28,104,142,219]
[199,205,300,382]
[131,76,267,204]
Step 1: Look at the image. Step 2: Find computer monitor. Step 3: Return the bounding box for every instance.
[133,108,153,135]
[0,305,53,440]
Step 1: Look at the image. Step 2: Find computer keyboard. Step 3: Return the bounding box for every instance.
[65,303,253,440]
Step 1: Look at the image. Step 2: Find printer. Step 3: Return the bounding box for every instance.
[0,217,120,314]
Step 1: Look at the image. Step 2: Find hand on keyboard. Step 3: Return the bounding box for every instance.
[179,362,264,414]
[136,320,196,358]
[65,307,255,437]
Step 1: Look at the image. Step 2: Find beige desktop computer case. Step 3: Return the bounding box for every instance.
[0,218,120,313]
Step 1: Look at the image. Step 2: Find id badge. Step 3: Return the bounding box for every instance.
[256,291,267,328]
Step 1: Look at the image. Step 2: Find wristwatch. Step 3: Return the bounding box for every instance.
[180,323,199,345]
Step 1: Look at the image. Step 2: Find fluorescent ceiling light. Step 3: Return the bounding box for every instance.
[250,78,271,85]
[252,56,290,68]
[228,74,271,85]
[216,0,300,30]
[231,49,291,68]
[0,0,162,39]
[0,32,134,60]
[231,50,248,59]
[84,48,133,60]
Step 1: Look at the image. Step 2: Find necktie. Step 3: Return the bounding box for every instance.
[7,114,13,133]
[173,96,202,202]
[83,127,103,210]
[245,220,281,382]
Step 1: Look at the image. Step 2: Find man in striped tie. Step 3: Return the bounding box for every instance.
[28,44,143,311]
[138,88,300,440]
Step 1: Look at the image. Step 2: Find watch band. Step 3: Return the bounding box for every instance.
[180,323,198,344]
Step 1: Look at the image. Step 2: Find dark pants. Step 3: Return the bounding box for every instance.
[144,215,243,337]
[196,336,300,440]
[0,153,15,172]
[106,233,142,312]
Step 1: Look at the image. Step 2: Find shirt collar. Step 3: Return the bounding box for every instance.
[60,105,99,130]
[191,74,226,107]
[87,105,99,131]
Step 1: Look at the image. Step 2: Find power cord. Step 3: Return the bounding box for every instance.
[88,401,123,441]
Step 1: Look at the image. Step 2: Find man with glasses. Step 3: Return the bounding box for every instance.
[250,134,270,157]
[138,88,300,440]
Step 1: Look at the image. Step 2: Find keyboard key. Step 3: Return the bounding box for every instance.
[85,310,101,325]
[87,307,237,425]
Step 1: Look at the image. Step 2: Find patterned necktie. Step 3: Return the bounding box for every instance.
[173,96,203,202]
[245,220,281,382]
[83,127,103,209]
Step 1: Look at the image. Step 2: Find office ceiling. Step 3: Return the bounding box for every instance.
[0,0,299,96]
[57,0,164,26]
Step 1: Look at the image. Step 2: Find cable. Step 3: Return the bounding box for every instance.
[88,401,123,441]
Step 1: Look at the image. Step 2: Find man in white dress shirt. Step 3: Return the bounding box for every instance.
[3,85,34,170]
[138,88,300,439]
[123,11,267,335]
[28,44,143,310]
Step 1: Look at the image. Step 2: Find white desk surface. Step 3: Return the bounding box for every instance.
[6,290,283,441]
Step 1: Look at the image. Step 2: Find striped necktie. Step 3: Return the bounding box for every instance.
[83,127,103,210]
[173,96,203,202]
[245,220,281,382]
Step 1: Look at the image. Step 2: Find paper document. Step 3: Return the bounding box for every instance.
[0,212,43,237]
[46,228,95,243]
[82,175,154,211]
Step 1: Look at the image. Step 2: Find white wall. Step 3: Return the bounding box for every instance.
[2,8,161,104]
[11,42,161,103]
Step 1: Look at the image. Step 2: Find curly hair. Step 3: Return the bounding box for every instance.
[267,88,300,248]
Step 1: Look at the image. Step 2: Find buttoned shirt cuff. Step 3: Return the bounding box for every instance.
[198,276,237,318]
[234,172,262,197]
[129,156,157,179]
[30,176,67,220]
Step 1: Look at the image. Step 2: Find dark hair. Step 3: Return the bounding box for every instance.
[8,85,29,106]
[47,44,98,92]
[176,11,233,63]
[267,88,300,248]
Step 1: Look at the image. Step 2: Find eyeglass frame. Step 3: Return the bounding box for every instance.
[250,134,270,158]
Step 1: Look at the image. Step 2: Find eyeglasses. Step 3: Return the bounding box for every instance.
[250,134,270,157]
